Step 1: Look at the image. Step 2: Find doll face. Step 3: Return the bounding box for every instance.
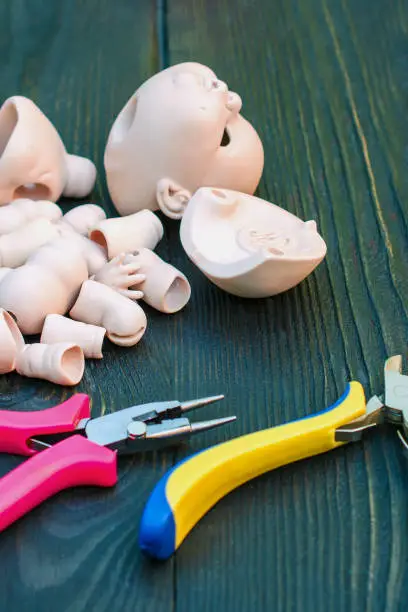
[104,63,264,216]
[150,63,243,147]
[181,187,327,264]
[179,187,327,298]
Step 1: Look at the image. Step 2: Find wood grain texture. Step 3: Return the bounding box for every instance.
[167,0,408,611]
[0,2,176,611]
[0,0,406,611]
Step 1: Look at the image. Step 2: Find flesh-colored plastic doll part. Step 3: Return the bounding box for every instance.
[89,209,163,259]
[180,187,327,298]
[104,62,264,218]
[15,343,85,386]
[92,253,145,300]
[69,280,147,347]
[0,238,88,334]
[56,221,108,275]
[0,96,96,206]
[0,308,24,374]
[0,218,59,268]
[124,250,191,313]
[0,268,10,283]
[0,199,62,235]
[63,204,106,236]
[41,314,106,359]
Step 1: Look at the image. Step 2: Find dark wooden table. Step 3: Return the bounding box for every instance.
[0,1,407,610]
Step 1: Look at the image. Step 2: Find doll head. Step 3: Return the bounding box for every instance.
[104,63,264,219]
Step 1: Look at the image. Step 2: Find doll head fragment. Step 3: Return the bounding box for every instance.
[0,96,96,205]
[180,187,327,298]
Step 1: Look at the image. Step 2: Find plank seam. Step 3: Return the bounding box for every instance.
[156,0,169,69]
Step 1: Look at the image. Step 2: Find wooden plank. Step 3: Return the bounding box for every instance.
[0,2,178,611]
[167,0,408,610]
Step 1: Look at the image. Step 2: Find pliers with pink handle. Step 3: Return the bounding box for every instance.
[0,393,235,531]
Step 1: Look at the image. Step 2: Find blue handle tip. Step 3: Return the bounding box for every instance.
[139,468,177,560]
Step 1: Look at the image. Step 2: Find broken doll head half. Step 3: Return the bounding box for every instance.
[180,187,327,298]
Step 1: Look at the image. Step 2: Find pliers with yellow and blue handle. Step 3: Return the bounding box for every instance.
[139,355,408,560]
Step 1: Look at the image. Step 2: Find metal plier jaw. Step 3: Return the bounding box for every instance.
[31,394,236,454]
[335,355,408,452]
[77,395,235,454]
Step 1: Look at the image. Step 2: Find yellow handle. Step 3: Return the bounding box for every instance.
[139,381,366,559]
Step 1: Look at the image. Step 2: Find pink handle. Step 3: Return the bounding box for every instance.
[0,435,117,532]
[0,394,91,456]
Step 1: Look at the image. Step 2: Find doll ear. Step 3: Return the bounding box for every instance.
[156,178,191,220]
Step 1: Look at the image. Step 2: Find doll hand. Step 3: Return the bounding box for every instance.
[92,253,145,300]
